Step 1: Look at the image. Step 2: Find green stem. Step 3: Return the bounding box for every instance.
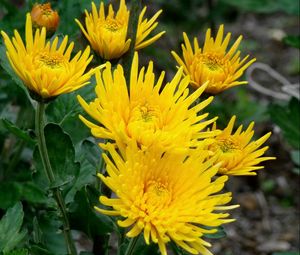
[124,236,139,255]
[35,102,77,255]
[207,0,216,35]
[122,0,142,85]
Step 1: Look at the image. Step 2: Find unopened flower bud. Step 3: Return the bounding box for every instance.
[30,3,59,36]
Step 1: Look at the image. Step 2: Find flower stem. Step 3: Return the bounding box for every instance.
[123,0,141,85]
[35,102,77,255]
[124,236,139,255]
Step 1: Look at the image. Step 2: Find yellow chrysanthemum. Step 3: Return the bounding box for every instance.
[75,0,165,60]
[78,53,219,153]
[1,14,94,100]
[96,142,237,255]
[210,116,275,175]
[171,25,256,94]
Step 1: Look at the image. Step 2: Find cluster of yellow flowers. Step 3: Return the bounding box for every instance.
[1,1,275,254]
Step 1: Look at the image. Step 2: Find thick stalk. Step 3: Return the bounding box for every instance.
[122,0,142,85]
[207,0,216,35]
[35,102,77,255]
[124,236,139,255]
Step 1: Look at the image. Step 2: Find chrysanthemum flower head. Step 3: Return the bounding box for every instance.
[210,116,275,175]
[1,14,94,100]
[75,0,165,60]
[96,142,238,255]
[78,52,219,153]
[171,25,256,94]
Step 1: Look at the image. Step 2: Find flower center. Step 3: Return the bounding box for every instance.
[144,180,171,209]
[218,138,239,153]
[38,4,53,16]
[37,52,64,69]
[138,105,155,122]
[128,103,160,132]
[103,18,122,32]
[42,10,52,16]
[195,52,225,72]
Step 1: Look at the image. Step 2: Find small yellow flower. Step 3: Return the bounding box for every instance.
[30,3,59,35]
[210,116,275,175]
[75,0,165,60]
[172,25,256,94]
[78,53,218,153]
[96,142,237,255]
[1,14,94,100]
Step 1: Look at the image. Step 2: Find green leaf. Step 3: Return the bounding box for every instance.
[29,245,54,255]
[283,35,300,49]
[4,249,28,255]
[1,119,35,145]
[33,123,80,199]
[32,213,66,254]
[269,98,300,149]
[30,212,65,255]
[46,93,82,125]
[0,182,47,209]
[0,182,22,209]
[21,182,47,204]
[45,76,96,146]
[64,159,95,204]
[0,202,27,252]
[80,139,102,169]
[32,217,43,244]
[65,139,102,203]
[69,186,114,238]
[44,123,80,185]
[220,0,300,15]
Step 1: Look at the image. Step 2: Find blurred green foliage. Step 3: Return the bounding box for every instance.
[273,252,300,255]
[269,98,300,150]
[283,36,300,49]
[220,0,299,15]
